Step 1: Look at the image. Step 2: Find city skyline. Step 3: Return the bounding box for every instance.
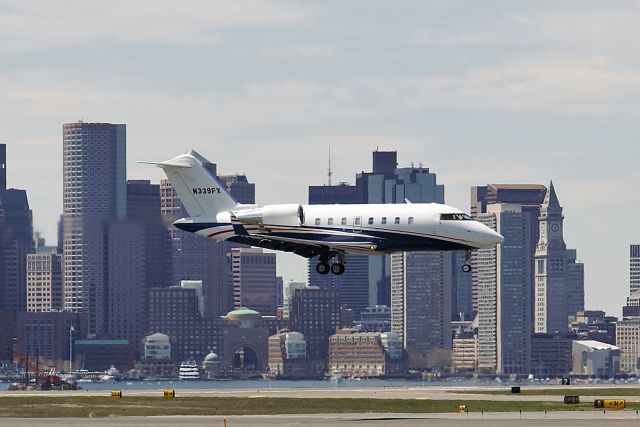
[1,1,639,317]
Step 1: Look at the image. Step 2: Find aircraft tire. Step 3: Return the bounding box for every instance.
[462,264,472,273]
[316,262,330,275]
[331,263,345,275]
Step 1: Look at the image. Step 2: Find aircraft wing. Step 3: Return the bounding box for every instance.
[230,233,379,258]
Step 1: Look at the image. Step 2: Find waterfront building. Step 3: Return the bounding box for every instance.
[26,250,63,312]
[451,318,477,374]
[572,340,620,378]
[147,286,226,362]
[147,286,272,375]
[15,311,86,370]
[616,318,640,374]
[0,145,34,311]
[534,182,584,333]
[328,329,404,377]
[229,248,278,316]
[62,122,126,335]
[452,336,477,374]
[530,333,574,378]
[267,330,311,378]
[289,287,342,372]
[74,339,134,371]
[222,308,270,378]
[142,333,172,360]
[202,352,223,379]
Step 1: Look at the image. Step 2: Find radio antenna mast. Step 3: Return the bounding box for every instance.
[327,147,333,186]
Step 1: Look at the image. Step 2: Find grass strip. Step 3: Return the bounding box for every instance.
[0,396,639,417]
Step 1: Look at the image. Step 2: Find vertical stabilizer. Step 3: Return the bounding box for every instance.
[143,150,237,217]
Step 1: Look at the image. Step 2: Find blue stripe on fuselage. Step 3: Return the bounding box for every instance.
[174,221,475,251]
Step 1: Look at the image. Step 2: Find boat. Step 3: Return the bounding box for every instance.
[178,360,201,380]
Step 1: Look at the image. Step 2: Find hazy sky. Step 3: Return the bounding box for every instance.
[1,1,638,316]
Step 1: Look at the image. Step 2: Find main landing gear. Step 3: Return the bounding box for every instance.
[462,250,472,273]
[315,252,346,276]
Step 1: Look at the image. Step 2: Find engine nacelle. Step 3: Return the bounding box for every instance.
[233,204,303,227]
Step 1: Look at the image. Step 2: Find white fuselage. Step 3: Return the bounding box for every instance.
[174,202,503,256]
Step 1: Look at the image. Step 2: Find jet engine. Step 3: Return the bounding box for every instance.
[233,204,304,227]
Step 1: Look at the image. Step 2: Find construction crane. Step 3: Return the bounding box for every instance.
[8,347,61,389]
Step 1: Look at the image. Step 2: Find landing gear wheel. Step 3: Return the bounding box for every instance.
[316,262,330,275]
[331,263,345,275]
[462,264,472,273]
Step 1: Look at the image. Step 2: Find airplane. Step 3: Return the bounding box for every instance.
[142,150,504,275]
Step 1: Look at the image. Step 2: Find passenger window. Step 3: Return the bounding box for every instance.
[408,217,414,224]
[354,217,361,225]
[315,218,321,225]
[381,217,387,224]
[368,217,374,225]
[394,217,400,224]
[341,218,347,225]
[328,218,334,225]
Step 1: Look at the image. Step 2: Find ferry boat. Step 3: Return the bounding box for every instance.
[178,360,200,380]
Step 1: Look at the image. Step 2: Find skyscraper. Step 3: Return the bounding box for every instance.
[0,143,34,312]
[470,184,546,315]
[107,180,169,354]
[474,203,531,375]
[229,248,278,316]
[534,182,585,334]
[26,250,63,312]
[390,251,452,360]
[631,245,640,295]
[63,122,126,335]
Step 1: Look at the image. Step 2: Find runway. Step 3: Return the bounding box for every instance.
[4,412,640,427]
[2,385,637,402]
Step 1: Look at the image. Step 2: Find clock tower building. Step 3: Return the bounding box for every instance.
[534,182,584,333]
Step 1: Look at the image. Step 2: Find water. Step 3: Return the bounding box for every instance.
[77,377,640,392]
[82,378,432,391]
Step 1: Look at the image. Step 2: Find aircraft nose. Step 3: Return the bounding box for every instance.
[473,223,504,248]
[488,228,504,245]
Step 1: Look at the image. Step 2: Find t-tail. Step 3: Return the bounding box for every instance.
[141,150,238,217]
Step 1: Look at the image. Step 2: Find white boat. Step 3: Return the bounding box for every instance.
[178,360,200,380]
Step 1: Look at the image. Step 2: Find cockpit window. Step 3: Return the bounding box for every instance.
[440,213,472,221]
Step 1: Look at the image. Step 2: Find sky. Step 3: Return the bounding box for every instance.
[1,1,639,317]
